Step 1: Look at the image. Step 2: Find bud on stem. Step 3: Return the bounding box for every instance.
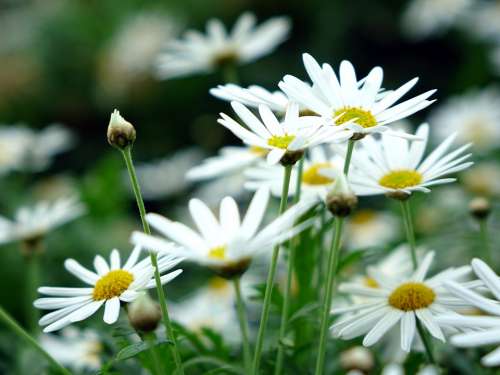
[107,109,136,150]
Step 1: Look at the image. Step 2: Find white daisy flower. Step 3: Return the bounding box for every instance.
[342,123,473,197]
[429,88,500,152]
[131,188,316,278]
[462,162,500,198]
[34,247,183,332]
[401,0,472,39]
[155,12,290,79]
[331,252,473,351]
[279,53,436,137]
[218,101,350,165]
[244,146,343,200]
[345,210,399,249]
[436,258,500,367]
[40,327,102,371]
[0,196,85,245]
[382,363,439,375]
[0,124,73,176]
[210,84,289,114]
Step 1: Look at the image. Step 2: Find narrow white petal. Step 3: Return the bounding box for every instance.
[64,259,99,285]
[415,309,444,342]
[401,312,416,352]
[363,309,403,346]
[103,297,121,324]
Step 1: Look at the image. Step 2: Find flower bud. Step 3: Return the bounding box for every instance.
[127,293,161,332]
[107,109,136,150]
[326,172,358,217]
[340,346,374,373]
[469,197,491,220]
[280,150,304,166]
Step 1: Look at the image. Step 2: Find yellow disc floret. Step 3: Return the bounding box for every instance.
[363,277,379,288]
[249,146,269,156]
[267,134,295,149]
[208,245,227,260]
[302,163,335,186]
[93,270,134,301]
[379,170,423,189]
[334,107,377,128]
[388,282,436,311]
[351,210,377,224]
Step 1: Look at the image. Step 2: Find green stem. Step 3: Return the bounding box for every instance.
[275,158,304,375]
[222,64,239,84]
[314,217,344,375]
[400,200,418,269]
[121,147,184,374]
[25,253,40,333]
[417,321,436,364]
[343,139,355,175]
[234,278,252,374]
[0,306,71,375]
[252,165,292,375]
[479,220,491,263]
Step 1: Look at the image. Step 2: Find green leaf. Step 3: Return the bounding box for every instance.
[287,302,321,326]
[176,356,244,375]
[115,338,172,361]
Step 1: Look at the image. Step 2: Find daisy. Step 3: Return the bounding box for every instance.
[345,209,399,249]
[331,252,473,351]
[218,101,350,165]
[0,196,85,245]
[244,146,344,200]
[429,88,500,152]
[436,258,500,367]
[279,53,436,137]
[155,12,290,79]
[40,327,102,371]
[131,187,317,278]
[341,123,473,198]
[34,247,183,332]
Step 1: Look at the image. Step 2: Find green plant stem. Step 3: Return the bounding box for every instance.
[252,165,292,375]
[233,278,252,374]
[222,64,239,84]
[314,217,344,375]
[399,199,436,365]
[479,220,491,263]
[343,139,355,175]
[25,253,40,333]
[400,200,418,269]
[122,146,184,374]
[0,306,71,375]
[275,157,304,375]
[145,333,163,375]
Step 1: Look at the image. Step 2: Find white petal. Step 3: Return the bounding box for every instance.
[219,197,241,237]
[363,309,403,346]
[471,258,500,300]
[64,259,99,285]
[93,255,109,276]
[415,309,444,342]
[240,187,270,238]
[401,312,416,352]
[110,249,121,270]
[103,297,121,324]
[123,245,142,270]
[451,328,500,347]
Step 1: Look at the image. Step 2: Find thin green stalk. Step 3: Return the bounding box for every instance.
[122,147,184,374]
[479,220,491,263]
[314,217,344,375]
[252,165,292,375]
[234,278,252,373]
[400,200,418,269]
[275,158,304,375]
[25,253,40,333]
[222,64,239,84]
[0,306,71,375]
[417,321,436,364]
[343,139,355,175]
[145,333,163,375]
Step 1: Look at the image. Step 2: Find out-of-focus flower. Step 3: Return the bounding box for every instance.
[131,188,316,278]
[343,123,473,198]
[462,162,500,198]
[468,1,500,41]
[279,54,436,138]
[40,327,102,371]
[345,210,399,249]
[133,148,204,200]
[0,124,73,176]
[429,88,500,152]
[35,247,183,332]
[340,346,374,373]
[155,12,290,79]
[194,173,250,207]
[382,363,439,375]
[401,0,472,39]
[0,196,85,246]
[332,252,472,351]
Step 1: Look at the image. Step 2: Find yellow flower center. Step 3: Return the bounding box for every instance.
[379,170,423,189]
[302,163,335,186]
[208,245,227,260]
[351,210,377,224]
[92,270,134,301]
[267,134,295,149]
[249,146,269,156]
[388,282,436,311]
[333,106,377,128]
[363,277,379,288]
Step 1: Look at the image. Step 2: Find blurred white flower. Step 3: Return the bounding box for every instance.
[40,327,102,371]
[462,162,500,197]
[0,124,73,176]
[194,173,250,207]
[155,12,290,79]
[429,88,500,152]
[401,0,472,39]
[382,363,439,375]
[468,1,500,41]
[340,346,374,373]
[132,148,204,200]
[345,210,399,249]
[0,196,85,245]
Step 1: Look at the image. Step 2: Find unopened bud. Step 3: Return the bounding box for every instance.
[326,172,358,217]
[107,109,136,150]
[469,197,491,220]
[127,293,161,332]
[280,150,304,166]
[340,346,374,372]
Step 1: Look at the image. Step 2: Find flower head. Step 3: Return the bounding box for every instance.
[155,12,290,79]
[107,109,136,149]
[34,247,183,332]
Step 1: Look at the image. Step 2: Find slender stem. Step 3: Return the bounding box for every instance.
[25,253,40,333]
[479,220,491,263]
[0,306,71,375]
[234,278,252,373]
[145,333,163,375]
[275,158,304,375]
[417,321,436,364]
[400,200,418,269]
[222,64,239,84]
[314,217,344,375]
[252,165,292,375]
[343,139,355,175]
[121,147,184,374]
